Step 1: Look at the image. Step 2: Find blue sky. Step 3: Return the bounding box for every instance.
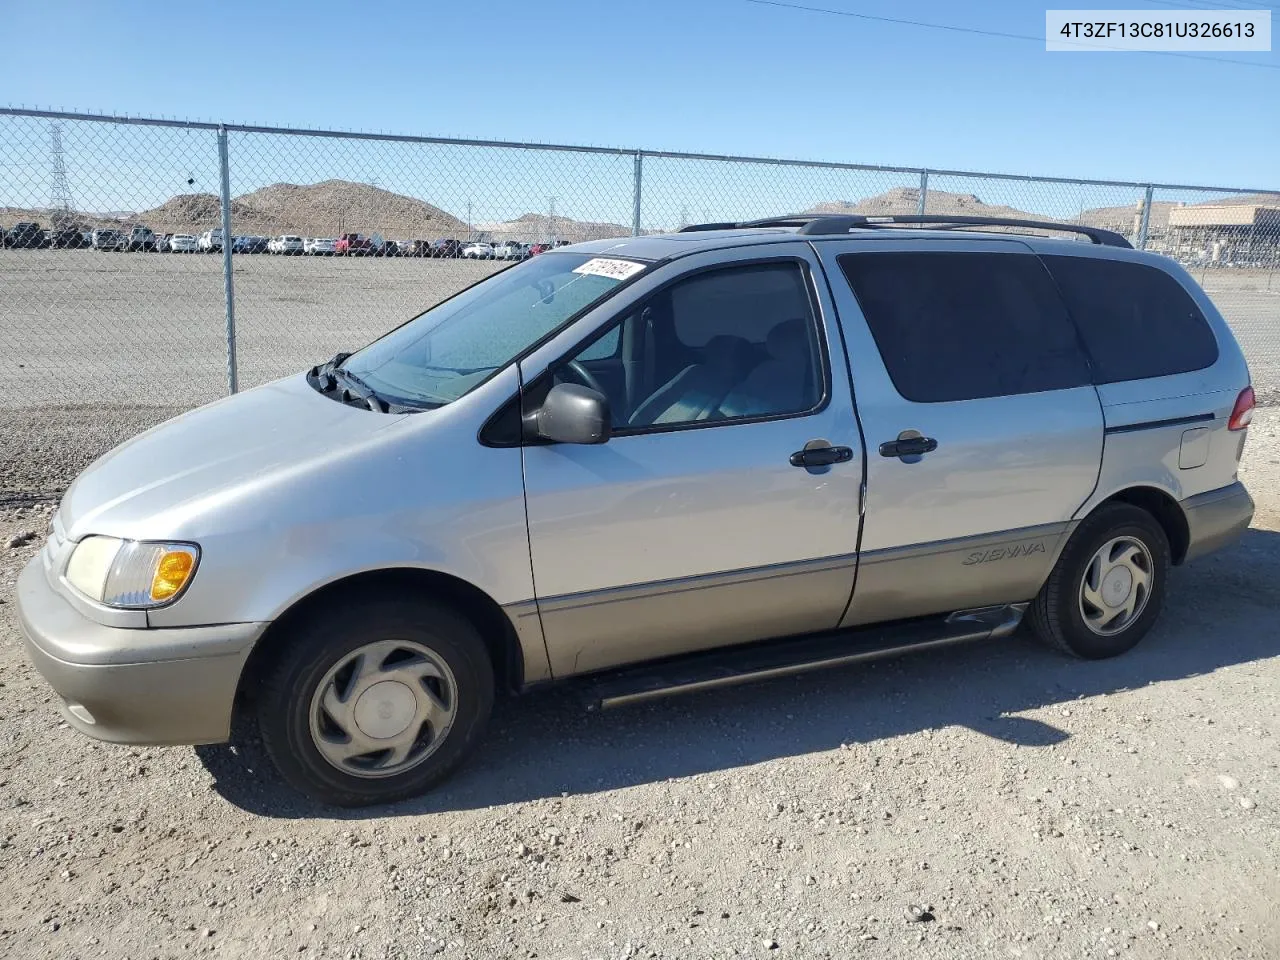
[2,0,1277,227]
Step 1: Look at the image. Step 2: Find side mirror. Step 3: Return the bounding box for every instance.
[526,382,611,444]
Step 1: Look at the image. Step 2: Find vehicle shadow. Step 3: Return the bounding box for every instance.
[196,527,1280,820]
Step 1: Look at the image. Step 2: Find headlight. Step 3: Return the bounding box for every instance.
[64,536,200,608]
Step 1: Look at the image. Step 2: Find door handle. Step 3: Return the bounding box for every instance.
[879,436,938,458]
[790,445,854,468]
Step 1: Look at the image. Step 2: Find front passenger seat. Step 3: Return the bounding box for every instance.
[627,335,755,427]
[716,318,815,418]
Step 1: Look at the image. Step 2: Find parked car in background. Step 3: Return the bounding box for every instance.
[169,234,199,253]
[231,235,269,254]
[399,239,431,258]
[91,228,124,251]
[526,242,551,256]
[462,241,494,260]
[7,221,47,249]
[48,223,87,249]
[493,241,524,261]
[305,237,337,256]
[430,238,464,259]
[336,233,373,256]
[122,226,155,252]
[373,239,399,257]
[198,229,224,253]
[268,235,306,256]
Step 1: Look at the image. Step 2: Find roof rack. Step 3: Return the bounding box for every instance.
[678,213,1133,248]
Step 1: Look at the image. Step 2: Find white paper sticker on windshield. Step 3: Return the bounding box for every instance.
[572,257,645,281]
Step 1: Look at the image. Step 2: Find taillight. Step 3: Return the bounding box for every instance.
[1228,386,1255,431]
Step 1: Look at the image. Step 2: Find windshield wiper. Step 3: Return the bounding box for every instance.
[307,351,445,412]
[308,352,351,391]
[307,352,389,412]
[333,367,389,413]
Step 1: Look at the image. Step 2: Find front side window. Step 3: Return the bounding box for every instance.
[343,253,643,407]
[548,261,825,431]
[838,251,1092,403]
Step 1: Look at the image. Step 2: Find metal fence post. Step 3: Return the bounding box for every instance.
[632,151,643,237]
[917,169,929,215]
[1137,184,1154,250]
[217,125,239,394]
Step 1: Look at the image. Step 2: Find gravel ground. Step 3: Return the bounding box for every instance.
[1,252,505,495]
[0,408,1277,959]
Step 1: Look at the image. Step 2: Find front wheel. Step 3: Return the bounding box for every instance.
[1030,503,1170,659]
[256,594,495,806]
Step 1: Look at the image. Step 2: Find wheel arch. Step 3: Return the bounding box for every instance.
[1086,485,1190,565]
[235,567,531,709]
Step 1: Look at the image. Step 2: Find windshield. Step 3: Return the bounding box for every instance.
[342,252,644,407]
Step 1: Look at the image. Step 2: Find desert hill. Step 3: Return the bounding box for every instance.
[475,211,630,243]
[806,187,1041,220]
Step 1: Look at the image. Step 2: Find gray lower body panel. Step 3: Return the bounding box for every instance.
[1181,481,1254,564]
[842,522,1073,628]
[538,554,858,677]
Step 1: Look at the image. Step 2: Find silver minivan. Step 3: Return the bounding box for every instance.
[17,214,1256,806]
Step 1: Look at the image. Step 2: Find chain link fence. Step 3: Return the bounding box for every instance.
[2,107,1278,493]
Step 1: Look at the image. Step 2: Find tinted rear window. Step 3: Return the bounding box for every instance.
[1041,256,1218,383]
[838,252,1091,402]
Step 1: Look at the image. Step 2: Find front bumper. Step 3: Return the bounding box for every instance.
[15,556,267,745]
[1182,481,1255,564]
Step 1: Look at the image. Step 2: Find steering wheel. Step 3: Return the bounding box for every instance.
[562,359,607,396]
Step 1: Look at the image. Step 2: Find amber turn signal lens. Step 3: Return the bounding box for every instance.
[150,549,196,601]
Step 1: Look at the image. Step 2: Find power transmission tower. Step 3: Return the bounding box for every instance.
[48,123,76,224]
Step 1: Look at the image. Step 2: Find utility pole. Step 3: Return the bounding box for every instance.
[548,195,558,244]
[466,199,472,240]
[48,122,75,225]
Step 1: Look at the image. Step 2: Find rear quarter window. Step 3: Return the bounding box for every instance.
[837,251,1092,402]
[1040,256,1219,383]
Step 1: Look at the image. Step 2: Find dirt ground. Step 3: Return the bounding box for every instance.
[0,409,1277,959]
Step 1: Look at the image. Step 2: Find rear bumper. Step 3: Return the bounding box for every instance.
[1182,481,1254,564]
[16,556,266,745]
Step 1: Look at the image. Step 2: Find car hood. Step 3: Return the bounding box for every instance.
[59,374,403,540]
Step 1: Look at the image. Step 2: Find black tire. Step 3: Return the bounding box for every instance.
[256,593,494,806]
[1030,503,1171,659]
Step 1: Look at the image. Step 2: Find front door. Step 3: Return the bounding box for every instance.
[816,239,1106,626]
[520,246,864,677]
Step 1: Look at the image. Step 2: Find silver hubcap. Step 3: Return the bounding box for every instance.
[308,639,457,778]
[1079,536,1153,636]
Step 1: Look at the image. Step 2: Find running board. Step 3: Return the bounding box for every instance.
[582,603,1026,711]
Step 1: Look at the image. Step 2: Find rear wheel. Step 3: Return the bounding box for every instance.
[256,594,494,806]
[1030,503,1170,659]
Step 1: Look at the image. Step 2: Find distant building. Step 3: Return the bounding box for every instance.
[1166,203,1280,266]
